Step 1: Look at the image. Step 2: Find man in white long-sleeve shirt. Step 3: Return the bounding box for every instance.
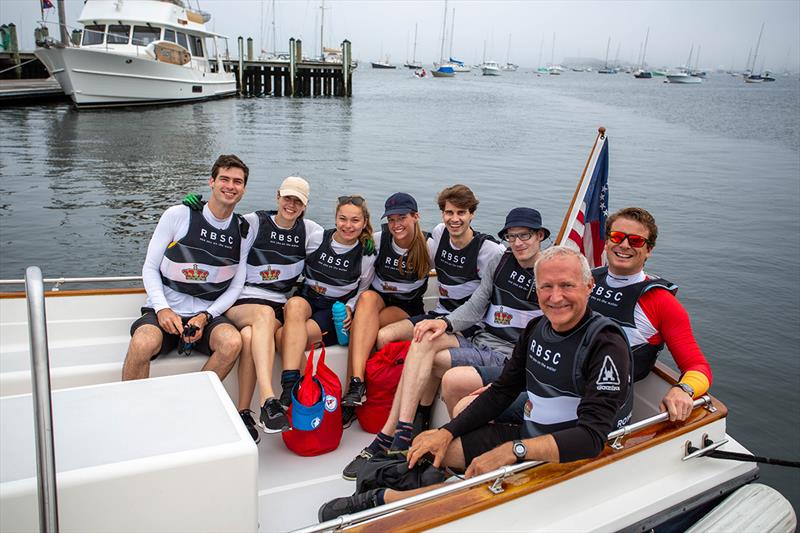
[122,155,251,383]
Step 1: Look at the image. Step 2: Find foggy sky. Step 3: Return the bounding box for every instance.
[3,0,799,71]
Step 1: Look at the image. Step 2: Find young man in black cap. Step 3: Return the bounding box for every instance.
[342,207,549,480]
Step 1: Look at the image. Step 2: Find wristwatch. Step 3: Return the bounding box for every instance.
[512,440,527,463]
[438,316,452,332]
[673,382,695,397]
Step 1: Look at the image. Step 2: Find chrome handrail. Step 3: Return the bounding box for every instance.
[25,266,60,532]
[292,395,714,533]
[1,275,142,291]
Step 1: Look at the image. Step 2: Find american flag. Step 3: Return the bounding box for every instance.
[557,131,609,268]
[41,0,54,9]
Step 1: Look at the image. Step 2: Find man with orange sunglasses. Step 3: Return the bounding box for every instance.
[589,207,712,422]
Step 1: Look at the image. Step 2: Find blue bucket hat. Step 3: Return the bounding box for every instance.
[498,207,551,240]
[290,377,326,431]
[382,192,418,218]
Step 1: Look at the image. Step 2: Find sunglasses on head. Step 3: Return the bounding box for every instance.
[608,231,652,248]
[338,195,365,206]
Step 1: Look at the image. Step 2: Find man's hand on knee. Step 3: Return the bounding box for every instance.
[413,319,447,343]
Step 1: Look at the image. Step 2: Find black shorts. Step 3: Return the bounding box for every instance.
[460,423,523,467]
[129,307,234,357]
[375,291,426,318]
[232,298,285,323]
[474,366,527,424]
[407,311,447,325]
[299,295,341,347]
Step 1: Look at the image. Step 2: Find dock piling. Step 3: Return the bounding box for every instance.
[237,36,244,92]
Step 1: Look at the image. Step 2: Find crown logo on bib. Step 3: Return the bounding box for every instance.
[438,286,449,297]
[381,282,398,292]
[182,264,209,281]
[260,268,280,281]
[493,310,512,325]
[312,283,327,295]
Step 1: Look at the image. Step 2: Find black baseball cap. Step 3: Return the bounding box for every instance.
[498,207,551,240]
[382,192,418,218]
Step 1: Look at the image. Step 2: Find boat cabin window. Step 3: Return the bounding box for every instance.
[188,34,204,57]
[176,32,189,50]
[132,25,161,46]
[82,24,105,46]
[163,28,176,43]
[107,24,131,45]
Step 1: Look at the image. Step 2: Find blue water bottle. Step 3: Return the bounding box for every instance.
[331,301,350,346]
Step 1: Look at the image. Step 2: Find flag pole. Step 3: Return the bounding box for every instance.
[555,126,605,244]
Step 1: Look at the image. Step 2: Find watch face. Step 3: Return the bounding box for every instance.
[514,442,526,458]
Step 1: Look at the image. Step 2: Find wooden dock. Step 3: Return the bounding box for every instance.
[225,38,353,98]
[0,78,66,105]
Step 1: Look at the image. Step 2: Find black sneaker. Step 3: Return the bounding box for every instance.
[259,398,290,434]
[239,409,261,444]
[279,378,299,410]
[342,447,373,481]
[318,488,382,522]
[341,405,357,429]
[342,377,367,407]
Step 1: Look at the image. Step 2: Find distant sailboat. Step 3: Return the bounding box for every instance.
[633,28,652,78]
[745,23,766,83]
[667,45,702,84]
[548,32,562,74]
[431,0,455,77]
[598,36,615,74]
[502,34,518,71]
[404,24,422,69]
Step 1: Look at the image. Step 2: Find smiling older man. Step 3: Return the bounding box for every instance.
[318,246,633,521]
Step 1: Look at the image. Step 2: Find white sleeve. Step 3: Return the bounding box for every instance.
[348,254,377,311]
[304,219,325,253]
[142,205,191,313]
[206,220,253,317]
[428,223,444,268]
[477,239,506,279]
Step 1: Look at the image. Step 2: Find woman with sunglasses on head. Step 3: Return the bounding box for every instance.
[279,195,377,408]
[341,192,433,412]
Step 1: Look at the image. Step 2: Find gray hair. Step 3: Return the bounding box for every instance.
[534,246,593,284]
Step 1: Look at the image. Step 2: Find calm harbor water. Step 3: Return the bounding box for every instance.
[1,68,798,508]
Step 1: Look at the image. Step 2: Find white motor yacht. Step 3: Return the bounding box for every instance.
[481,61,501,76]
[35,0,236,108]
[667,71,703,84]
[1,273,796,532]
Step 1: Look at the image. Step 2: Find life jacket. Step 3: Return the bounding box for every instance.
[370,227,430,302]
[301,229,364,307]
[483,251,542,344]
[433,228,490,314]
[521,311,634,438]
[589,266,678,381]
[159,209,242,301]
[244,211,307,296]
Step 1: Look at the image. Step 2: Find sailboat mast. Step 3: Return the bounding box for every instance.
[506,34,511,64]
[551,32,555,66]
[271,0,276,55]
[604,36,610,68]
[319,0,325,60]
[695,45,701,71]
[752,22,765,75]
[448,8,456,59]
[412,23,418,63]
[439,0,448,63]
[538,38,544,68]
[686,43,694,70]
[641,27,650,69]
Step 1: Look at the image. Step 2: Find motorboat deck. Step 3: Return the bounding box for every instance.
[0,278,774,531]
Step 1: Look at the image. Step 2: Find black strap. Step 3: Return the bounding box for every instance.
[704,450,800,468]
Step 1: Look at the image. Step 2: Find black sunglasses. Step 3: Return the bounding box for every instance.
[338,195,365,206]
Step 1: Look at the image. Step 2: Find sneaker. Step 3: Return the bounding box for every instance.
[341,405,357,429]
[279,378,299,410]
[259,398,290,434]
[239,409,261,444]
[342,377,367,407]
[318,488,382,522]
[342,447,373,481]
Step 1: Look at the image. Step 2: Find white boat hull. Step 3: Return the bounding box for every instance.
[667,73,703,84]
[482,67,501,76]
[35,46,236,108]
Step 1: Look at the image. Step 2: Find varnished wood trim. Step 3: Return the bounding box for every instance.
[0,287,145,299]
[349,394,728,533]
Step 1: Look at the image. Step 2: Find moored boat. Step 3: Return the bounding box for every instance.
[667,71,703,84]
[1,274,795,532]
[34,0,236,108]
[481,61,501,76]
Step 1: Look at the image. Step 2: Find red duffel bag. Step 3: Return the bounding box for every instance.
[282,345,343,456]
[356,341,410,433]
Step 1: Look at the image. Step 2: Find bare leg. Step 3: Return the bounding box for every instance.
[376,318,415,349]
[122,325,163,380]
[419,348,455,406]
[236,326,256,410]
[452,394,479,418]
[380,331,460,434]
[347,291,385,380]
[202,324,242,381]
[227,304,283,405]
[281,297,313,372]
[441,366,484,417]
